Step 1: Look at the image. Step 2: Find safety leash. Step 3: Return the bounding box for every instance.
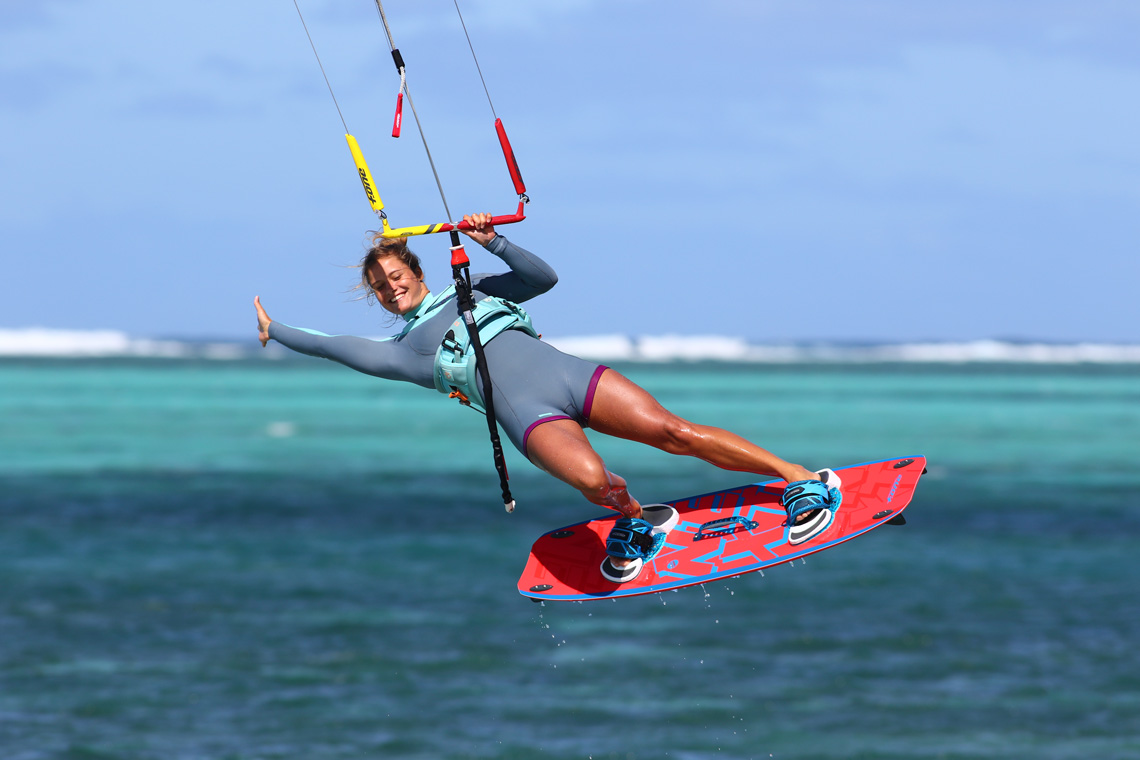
[449,232,516,513]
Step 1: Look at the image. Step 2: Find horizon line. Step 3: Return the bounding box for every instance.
[1,328,1139,363]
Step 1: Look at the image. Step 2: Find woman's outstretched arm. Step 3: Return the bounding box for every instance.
[254,297,424,386]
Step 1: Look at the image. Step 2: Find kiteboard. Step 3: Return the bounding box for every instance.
[518,456,926,602]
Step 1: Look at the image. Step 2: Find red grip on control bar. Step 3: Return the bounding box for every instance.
[494,118,526,196]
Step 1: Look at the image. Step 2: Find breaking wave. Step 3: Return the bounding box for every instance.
[3,328,1139,364]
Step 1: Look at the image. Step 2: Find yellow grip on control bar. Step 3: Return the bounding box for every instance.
[345,134,384,214]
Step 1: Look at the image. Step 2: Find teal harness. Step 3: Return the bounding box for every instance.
[405,286,538,413]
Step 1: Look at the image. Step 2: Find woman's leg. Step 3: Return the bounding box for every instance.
[587,368,820,486]
[525,418,643,520]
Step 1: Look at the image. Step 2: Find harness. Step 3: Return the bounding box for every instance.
[433,292,538,413]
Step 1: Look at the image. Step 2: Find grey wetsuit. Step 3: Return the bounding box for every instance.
[268,234,607,457]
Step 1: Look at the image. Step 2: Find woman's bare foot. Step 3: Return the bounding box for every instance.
[609,498,643,569]
[782,465,825,524]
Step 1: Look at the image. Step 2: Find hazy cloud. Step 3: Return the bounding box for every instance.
[0,62,92,110]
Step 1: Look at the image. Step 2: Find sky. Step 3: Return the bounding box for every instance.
[2,0,1138,343]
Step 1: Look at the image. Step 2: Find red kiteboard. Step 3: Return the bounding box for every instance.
[518,456,927,602]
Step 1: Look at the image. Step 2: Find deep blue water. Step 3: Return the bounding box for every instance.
[1,359,1138,759]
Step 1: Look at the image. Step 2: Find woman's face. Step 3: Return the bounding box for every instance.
[367,256,428,316]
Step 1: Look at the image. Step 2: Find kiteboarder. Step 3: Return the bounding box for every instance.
[254,214,841,581]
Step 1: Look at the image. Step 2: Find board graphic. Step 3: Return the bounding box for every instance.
[518,456,926,601]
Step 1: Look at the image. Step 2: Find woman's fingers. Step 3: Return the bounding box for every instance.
[254,296,271,347]
[459,212,495,244]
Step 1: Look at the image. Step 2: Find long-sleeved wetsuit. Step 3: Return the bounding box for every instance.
[268,234,607,457]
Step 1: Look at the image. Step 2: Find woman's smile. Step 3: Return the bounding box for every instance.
[367,258,428,316]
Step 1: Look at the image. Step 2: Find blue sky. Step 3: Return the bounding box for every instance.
[2,1,1138,342]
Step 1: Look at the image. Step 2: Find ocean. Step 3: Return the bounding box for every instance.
[1,356,1138,759]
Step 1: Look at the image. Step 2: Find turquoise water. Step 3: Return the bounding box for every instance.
[1,359,1138,759]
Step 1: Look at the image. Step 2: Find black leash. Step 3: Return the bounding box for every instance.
[448,231,516,512]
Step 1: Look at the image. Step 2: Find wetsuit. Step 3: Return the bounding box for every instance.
[268,234,607,457]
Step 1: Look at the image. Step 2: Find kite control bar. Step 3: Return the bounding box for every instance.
[346,117,528,239]
[344,29,530,240]
[293,1,528,239]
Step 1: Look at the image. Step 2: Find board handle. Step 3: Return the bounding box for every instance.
[693,516,759,541]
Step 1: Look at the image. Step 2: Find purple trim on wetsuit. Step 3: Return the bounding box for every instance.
[522,415,572,458]
[520,365,610,460]
[582,365,610,421]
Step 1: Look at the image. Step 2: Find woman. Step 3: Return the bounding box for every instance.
[255,214,841,582]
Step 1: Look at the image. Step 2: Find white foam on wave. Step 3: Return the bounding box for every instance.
[3,329,1139,363]
[851,340,1140,363]
[0,328,213,359]
[545,335,1140,364]
[0,328,174,357]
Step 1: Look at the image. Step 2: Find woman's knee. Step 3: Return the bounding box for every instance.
[569,458,616,499]
[655,414,702,456]
[579,467,637,515]
[546,454,623,505]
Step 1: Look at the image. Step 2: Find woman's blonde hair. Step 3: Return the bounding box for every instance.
[353,233,423,305]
